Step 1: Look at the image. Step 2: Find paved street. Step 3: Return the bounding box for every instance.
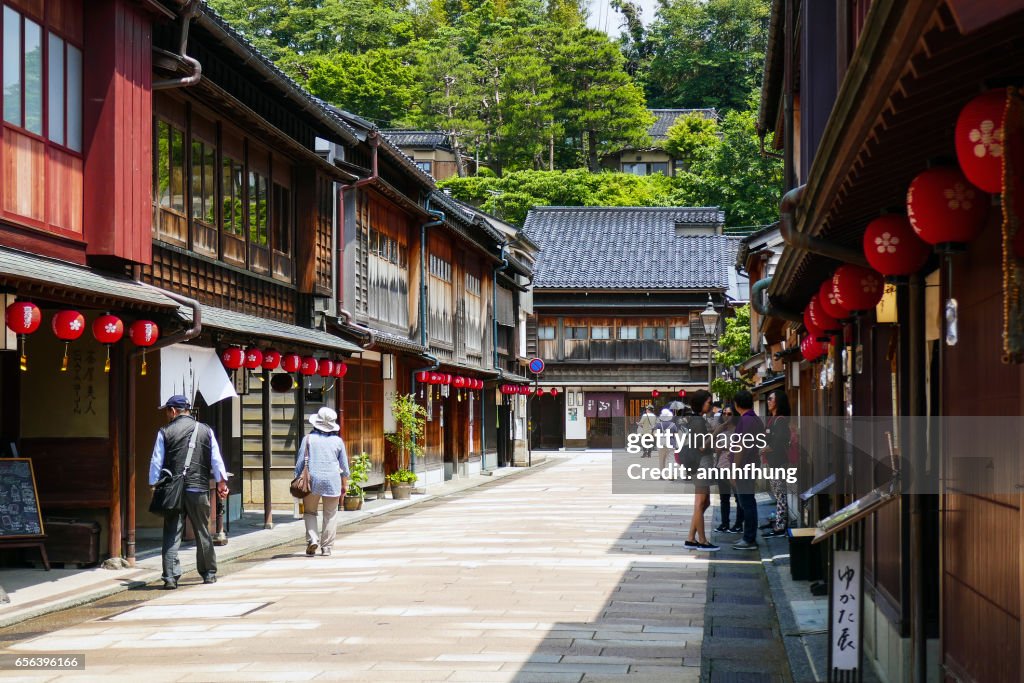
[4,452,725,682]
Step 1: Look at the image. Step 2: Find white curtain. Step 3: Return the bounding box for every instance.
[160,344,237,407]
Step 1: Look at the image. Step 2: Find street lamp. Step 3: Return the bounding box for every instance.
[700,294,721,392]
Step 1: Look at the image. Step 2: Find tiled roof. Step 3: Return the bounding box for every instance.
[523,207,735,290]
[383,130,450,149]
[648,109,718,141]
[178,304,363,353]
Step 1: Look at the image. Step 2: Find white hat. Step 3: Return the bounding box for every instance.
[308,407,340,432]
[659,408,674,420]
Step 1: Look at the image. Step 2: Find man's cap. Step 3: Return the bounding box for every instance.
[160,395,191,410]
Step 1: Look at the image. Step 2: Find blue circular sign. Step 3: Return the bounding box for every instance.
[528,358,545,374]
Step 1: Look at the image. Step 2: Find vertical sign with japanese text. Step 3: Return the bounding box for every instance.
[831,549,861,671]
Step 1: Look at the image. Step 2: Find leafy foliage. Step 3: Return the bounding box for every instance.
[346,452,372,497]
[710,304,753,402]
[384,393,426,470]
[387,468,418,484]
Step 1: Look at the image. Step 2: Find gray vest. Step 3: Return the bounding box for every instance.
[160,415,213,491]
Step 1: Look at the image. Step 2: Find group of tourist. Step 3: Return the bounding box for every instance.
[636,387,794,553]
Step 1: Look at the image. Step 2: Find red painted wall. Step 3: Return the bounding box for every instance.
[83,0,152,264]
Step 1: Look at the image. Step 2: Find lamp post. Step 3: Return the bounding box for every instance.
[700,294,721,393]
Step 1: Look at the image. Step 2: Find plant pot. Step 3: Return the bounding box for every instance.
[343,495,363,511]
[391,483,412,500]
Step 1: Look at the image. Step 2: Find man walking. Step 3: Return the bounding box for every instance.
[149,395,230,589]
[731,390,765,551]
[637,405,658,458]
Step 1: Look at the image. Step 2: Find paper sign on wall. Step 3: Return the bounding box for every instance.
[831,549,861,671]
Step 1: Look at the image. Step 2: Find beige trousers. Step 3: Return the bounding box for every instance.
[302,493,340,550]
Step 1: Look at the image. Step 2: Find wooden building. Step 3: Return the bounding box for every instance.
[381,130,476,181]
[522,207,740,450]
[752,1,1024,681]
[601,109,718,177]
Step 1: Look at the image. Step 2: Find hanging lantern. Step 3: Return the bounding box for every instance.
[243,347,263,370]
[536,388,546,396]
[282,353,301,373]
[801,336,829,362]
[651,389,660,398]
[221,346,244,370]
[6,300,40,371]
[299,356,318,376]
[91,314,123,373]
[863,214,931,278]
[551,388,559,396]
[678,389,687,398]
[906,166,989,248]
[128,320,159,376]
[416,371,430,384]
[808,295,840,333]
[453,376,464,388]
[318,358,334,377]
[818,278,850,320]
[51,310,85,372]
[832,265,885,312]
[955,88,1007,194]
[261,349,281,371]
[803,307,826,341]
[334,361,348,378]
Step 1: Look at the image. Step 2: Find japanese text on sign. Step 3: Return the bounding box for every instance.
[831,550,861,671]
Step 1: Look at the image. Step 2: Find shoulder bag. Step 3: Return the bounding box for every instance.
[149,425,200,517]
[290,439,312,499]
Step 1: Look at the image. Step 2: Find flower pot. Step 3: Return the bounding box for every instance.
[391,483,412,500]
[343,495,363,511]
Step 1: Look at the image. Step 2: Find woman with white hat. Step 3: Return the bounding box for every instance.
[294,407,350,556]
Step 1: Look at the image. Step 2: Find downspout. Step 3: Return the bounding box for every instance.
[152,0,202,91]
[125,287,202,566]
[779,185,868,267]
[337,309,375,348]
[492,243,509,371]
[751,277,802,323]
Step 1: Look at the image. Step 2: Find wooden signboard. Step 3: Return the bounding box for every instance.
[0,458,49,569]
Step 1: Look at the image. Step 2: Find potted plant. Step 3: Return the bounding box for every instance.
[343,452,371,511]
[387,468,417,500]
[385,393,426,498]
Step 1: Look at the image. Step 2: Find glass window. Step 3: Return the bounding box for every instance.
[190,139,217,225]
[619,325,638,340]
[566,326,588,339]
[156,121,171,208]
[621,162,646,176]
[415,160,432,174]
[248,171,268,246]
[671,325,690,340]
[22,17,41,135]
[643,326,666,340]
[3,8,20,126]
[222,156,244,236]
[538,326,556,340]
[591,326,611,339]
[169,127,185,212]
[272,183,291,254]
[650,162,669,176]
[66,44,81,152]
[47,34,63,146]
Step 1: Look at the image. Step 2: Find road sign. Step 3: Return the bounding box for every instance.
[528,357,545,374]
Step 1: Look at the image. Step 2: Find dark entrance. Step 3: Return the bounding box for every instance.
[530,393,564,450]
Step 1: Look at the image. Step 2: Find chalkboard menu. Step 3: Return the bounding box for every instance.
[0,459,45,538]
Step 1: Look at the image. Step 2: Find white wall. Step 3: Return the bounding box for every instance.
[565,387,587,440]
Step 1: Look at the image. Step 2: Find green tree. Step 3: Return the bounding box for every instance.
[710,304,752,402]
[646,0,770,112]
[305,49,415,126]
[663,111,720,167]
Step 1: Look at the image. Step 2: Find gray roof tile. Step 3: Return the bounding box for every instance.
[383,130,450,149]
[648,109,718,141]
[523,207,735,290]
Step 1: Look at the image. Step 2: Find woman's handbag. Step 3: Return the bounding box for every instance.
[149,425,200,517]
[290,441,312,499]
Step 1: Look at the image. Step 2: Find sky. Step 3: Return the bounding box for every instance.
[586,0,660,35]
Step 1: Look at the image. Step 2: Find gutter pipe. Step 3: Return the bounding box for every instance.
[492,243,509,372]
[125,287,202,566]
[779,185,868,267]
[751,277,802,323]
[153,0,201,91]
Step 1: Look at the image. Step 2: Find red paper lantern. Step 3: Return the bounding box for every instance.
[678,389,687,398]
[416,371,429,384]
[5,301,41,335]
[453,376,465,388]
[518,385,528,395]
[261,349,281,370]
[299,356,318,376]
[818,279,850,320]
[803,307,826,341]
[92,314,124,373]
[50,310,84,341]
[906,167,989,246]
[128,320,159,347]
[91,314,124,344]
[221,346,244,370]
[863,214,931,277]
[801,336,829,362]
[282,353,301,373]
[832,265,884,312]
[536,388,546,396]
[955,88,1007,194]
[808,295,840,333]
[243,347,263,370]
[500,384,509,394]
[335,361,348,378]
[651,389,660,398]
[318,359,334,377]
[551,388,559,396]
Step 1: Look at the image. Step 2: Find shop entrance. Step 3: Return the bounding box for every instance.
[530,393,564,450]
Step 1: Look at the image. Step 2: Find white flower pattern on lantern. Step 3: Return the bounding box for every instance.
[968,119,1004,159]
[943,183,975,211]
[875,232,899,254]
[861,276,879,295]
[104,323,118,334]
[69,319,83,331]
[827,291,841,306]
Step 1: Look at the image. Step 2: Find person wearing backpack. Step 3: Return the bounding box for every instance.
[682,390,719,552]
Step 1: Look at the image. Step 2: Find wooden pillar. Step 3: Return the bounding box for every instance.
[109,342,122,561]
[262,368,273,529]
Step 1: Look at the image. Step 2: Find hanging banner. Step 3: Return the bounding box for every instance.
[831,550,862,671]
[584,392,625,418]
[161,345,237,406]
